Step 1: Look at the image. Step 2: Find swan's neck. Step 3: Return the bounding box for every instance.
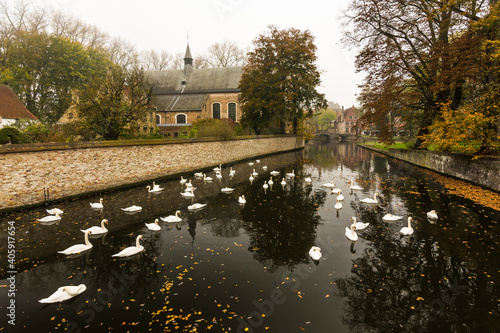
[101,220,107,231]
[352,217,357,223]
[407,218,412,228]
[176,211,180,217]
[136,236,142,248]
[84,231,90,246]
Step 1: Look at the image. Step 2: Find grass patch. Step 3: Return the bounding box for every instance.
[361,142,408,150]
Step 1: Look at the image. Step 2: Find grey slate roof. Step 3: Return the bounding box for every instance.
[153,93,208,112]
[146,67,243,94]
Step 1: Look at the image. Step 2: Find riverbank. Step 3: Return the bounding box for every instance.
[0,135,304,212]
[358,144,500,192]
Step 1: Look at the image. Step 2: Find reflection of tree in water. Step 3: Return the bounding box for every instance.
[209,218,243,238]
[337,146,500,332]
[239,165,327,273]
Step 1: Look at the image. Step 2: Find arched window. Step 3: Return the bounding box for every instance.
[176,114,187,124]
[155,114,161,124]
[212,103,221,119]
[228,103,237,121]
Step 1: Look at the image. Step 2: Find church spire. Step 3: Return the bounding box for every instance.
[183,39,193,76]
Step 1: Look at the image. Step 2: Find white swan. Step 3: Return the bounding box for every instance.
[286,170,295,178]
[263,181,269,190]
[281,178,287,186]
[427,210,438,220]
[350,180,363,190]
[249,174,254,182]
[152,182,161,190]
[181,188,195,197]
[185,180,193,188]
[350,216,369,230]
[161,210,182,222]
[37,212,61,223]
[58,230,93,255]
[39,284,87,303]
[256,159,260,163]
[238,195,246,204]
[180,176,187,184]
[188,203,207,210]
[382,214,403,221]
[335,200,343,210]
[400,217,414,235]
[221,187,234,193]
[81,219,108,235]
[337,190,344,201]
[194,172,203,178]
[270,171,280,176]
[216,171,222,179]
[305,177,312,183]
[121,205,142,213]
[345,223,358,241]
[262,166,267,170]
[309,246,322,260]
[46,208,63,215]
[252,169,258,177]
[203,174,213,181]
[147,185,163,193]
[213,164,222,171]
[90,198,103,209]
[268,177,274,186]
[229,167,236,176]
[112,235,144,257]
[145,219,161,231]
[323,181,335,188]
[361,192,379,204]
[248,162,254,166]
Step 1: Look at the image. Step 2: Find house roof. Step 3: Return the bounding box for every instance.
[147,67,243,94]
[153,93,208,112]
[0,85,38,120]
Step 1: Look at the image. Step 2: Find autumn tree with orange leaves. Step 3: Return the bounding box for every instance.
[239,26,327,135]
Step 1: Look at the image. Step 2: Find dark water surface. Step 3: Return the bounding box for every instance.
[1,141,499,332]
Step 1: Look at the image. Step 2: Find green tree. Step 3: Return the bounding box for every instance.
[0,30,109,124]
[77,65,153,140]
[239,25,327,135]
[312,108,337,131]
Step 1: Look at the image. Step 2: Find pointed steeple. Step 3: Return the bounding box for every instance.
[183,42,193,77]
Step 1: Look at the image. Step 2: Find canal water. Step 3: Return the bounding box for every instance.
[1,141,499,332]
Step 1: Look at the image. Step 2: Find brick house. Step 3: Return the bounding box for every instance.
[146,43,243,137]
[0,85,38,128]
[333,106,359,134]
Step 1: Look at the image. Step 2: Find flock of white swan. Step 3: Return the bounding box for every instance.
[36,159,438,303]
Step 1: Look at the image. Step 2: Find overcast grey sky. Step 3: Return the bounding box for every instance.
[40,0,363,108]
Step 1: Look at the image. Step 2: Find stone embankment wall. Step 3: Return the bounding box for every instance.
[360,145,500,192]
[0,136,303,211]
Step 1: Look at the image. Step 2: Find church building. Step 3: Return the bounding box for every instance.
[146,43,243,137]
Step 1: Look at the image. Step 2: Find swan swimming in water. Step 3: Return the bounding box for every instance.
[112,235,144,257]
[350,180,363,190]
[323,181,335,188]
[286,170,295,178]
[147,185,163,193]
[249,174,254,183]
[161,210,182,222]
[180,176,187,184]
[382,214,403,221]
[58,230,93,255]
[37,212,61,223]
[361,193,379,204]
[263,181,269,190]
[188,203,207,210]
[39,284,87,303]
[305,177,312,183]
[221,187,234,193]
[336,190,344,201]
[400,217,414,235]
[203,174,213,182]
[81,219,108,235]
[121,205,142,213]
[145,219,161,231]
[335,200,343,210]
[270,171,280,176]
[350,216,369,230]
[309,246,322,260]
[238,195,246,204]
[46,208,63,215]
[181,188,195,197]
[345,223,358,241]
[90,198,104,209]
[427,210,438,220]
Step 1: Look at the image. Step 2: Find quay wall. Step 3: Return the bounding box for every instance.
[359,145,500,192]
[0,136,304,211]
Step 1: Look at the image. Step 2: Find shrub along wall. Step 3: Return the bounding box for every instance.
[0,135,304,211]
